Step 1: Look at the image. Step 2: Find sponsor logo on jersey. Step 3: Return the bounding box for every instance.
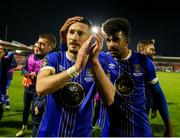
[84,68,94,82]
[133,64,143,76]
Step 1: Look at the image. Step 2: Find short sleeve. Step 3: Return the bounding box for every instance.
[144,56,158,84]
[41,52,60,74]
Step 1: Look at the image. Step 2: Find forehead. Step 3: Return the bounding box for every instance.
[146,44,155,48]
[68,22,89,32]
[106,31,124,39]
[38,38,48,43]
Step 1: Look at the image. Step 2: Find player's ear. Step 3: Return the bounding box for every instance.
[125,38,130,47]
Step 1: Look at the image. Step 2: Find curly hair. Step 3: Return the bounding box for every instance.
[102,18,131,38]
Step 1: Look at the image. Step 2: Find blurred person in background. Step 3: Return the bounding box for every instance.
[16,34,56,137]
[0,46,17,120]
[5,54,18,110]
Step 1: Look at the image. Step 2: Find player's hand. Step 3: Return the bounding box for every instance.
[163,119,173,137]
[75,36,93,72]
[22,76,32,87]
[151,108,157,119]
[89,28,103,60]
[60,16,82,44]
[34,106,40,116]
[30,72,36,80]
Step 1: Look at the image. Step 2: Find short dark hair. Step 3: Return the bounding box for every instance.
[39,34,56,49]
[76,17,92,29]
[59,16,93,44]
[102,18,131,38]
[64,16,92,32]
[137,40,148,52]
[137,39,155,52]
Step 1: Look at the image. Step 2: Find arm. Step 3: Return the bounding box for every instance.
[149,82,173,136]
[34,96,45,116]
[145,57,172,136]
[36,67,72,97]
[10,58,17,69]
[9,54,18,69]
[34,97,47,115]
[22,55,30,75]
[36,97,46,113]
[5,52,17,69]
[91,59,115,105]
[150,92,158,119]
[89,30,115,105]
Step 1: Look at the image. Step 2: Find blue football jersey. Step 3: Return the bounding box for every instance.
[37,51,111,137]
[107,50,158,136]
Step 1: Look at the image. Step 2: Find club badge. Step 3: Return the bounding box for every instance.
[60,82,85,108]
[114,74,135,96]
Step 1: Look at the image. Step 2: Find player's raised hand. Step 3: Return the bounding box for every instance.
[89,28,104,60]
[74,36,93,72]
[60,16,83,44]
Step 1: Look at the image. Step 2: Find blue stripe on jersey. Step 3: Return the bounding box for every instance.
[97,101,106,127]
[58,107,77,136]
[96,101,110,137]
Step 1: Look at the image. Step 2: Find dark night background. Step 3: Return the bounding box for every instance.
[0,0,179,56]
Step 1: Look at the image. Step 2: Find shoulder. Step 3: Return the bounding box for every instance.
[7,51,14,56]
[27,53,34,59]
[42,51,65,68]
[99,51,116,63]
[45,51,64,60]
[4,51,14,59]
[131,51,152,64]
[132,51,146,59]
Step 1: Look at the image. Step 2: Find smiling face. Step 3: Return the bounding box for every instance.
[66,22,90,57]
[35,38,52,56]
[33,42,42,55]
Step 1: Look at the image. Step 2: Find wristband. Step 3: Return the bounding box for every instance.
[67,66,79,78]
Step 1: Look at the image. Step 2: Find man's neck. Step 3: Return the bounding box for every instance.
[66,51,77,62]
[123,48,129,58]
[118,49,132,60]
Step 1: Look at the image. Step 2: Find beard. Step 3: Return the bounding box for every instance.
[109,49,119,58]
[69,48,78,55]
[68,44,80,55]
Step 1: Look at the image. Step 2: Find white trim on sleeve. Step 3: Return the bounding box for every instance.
[149,77,158,84]
[40,66,55,74]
